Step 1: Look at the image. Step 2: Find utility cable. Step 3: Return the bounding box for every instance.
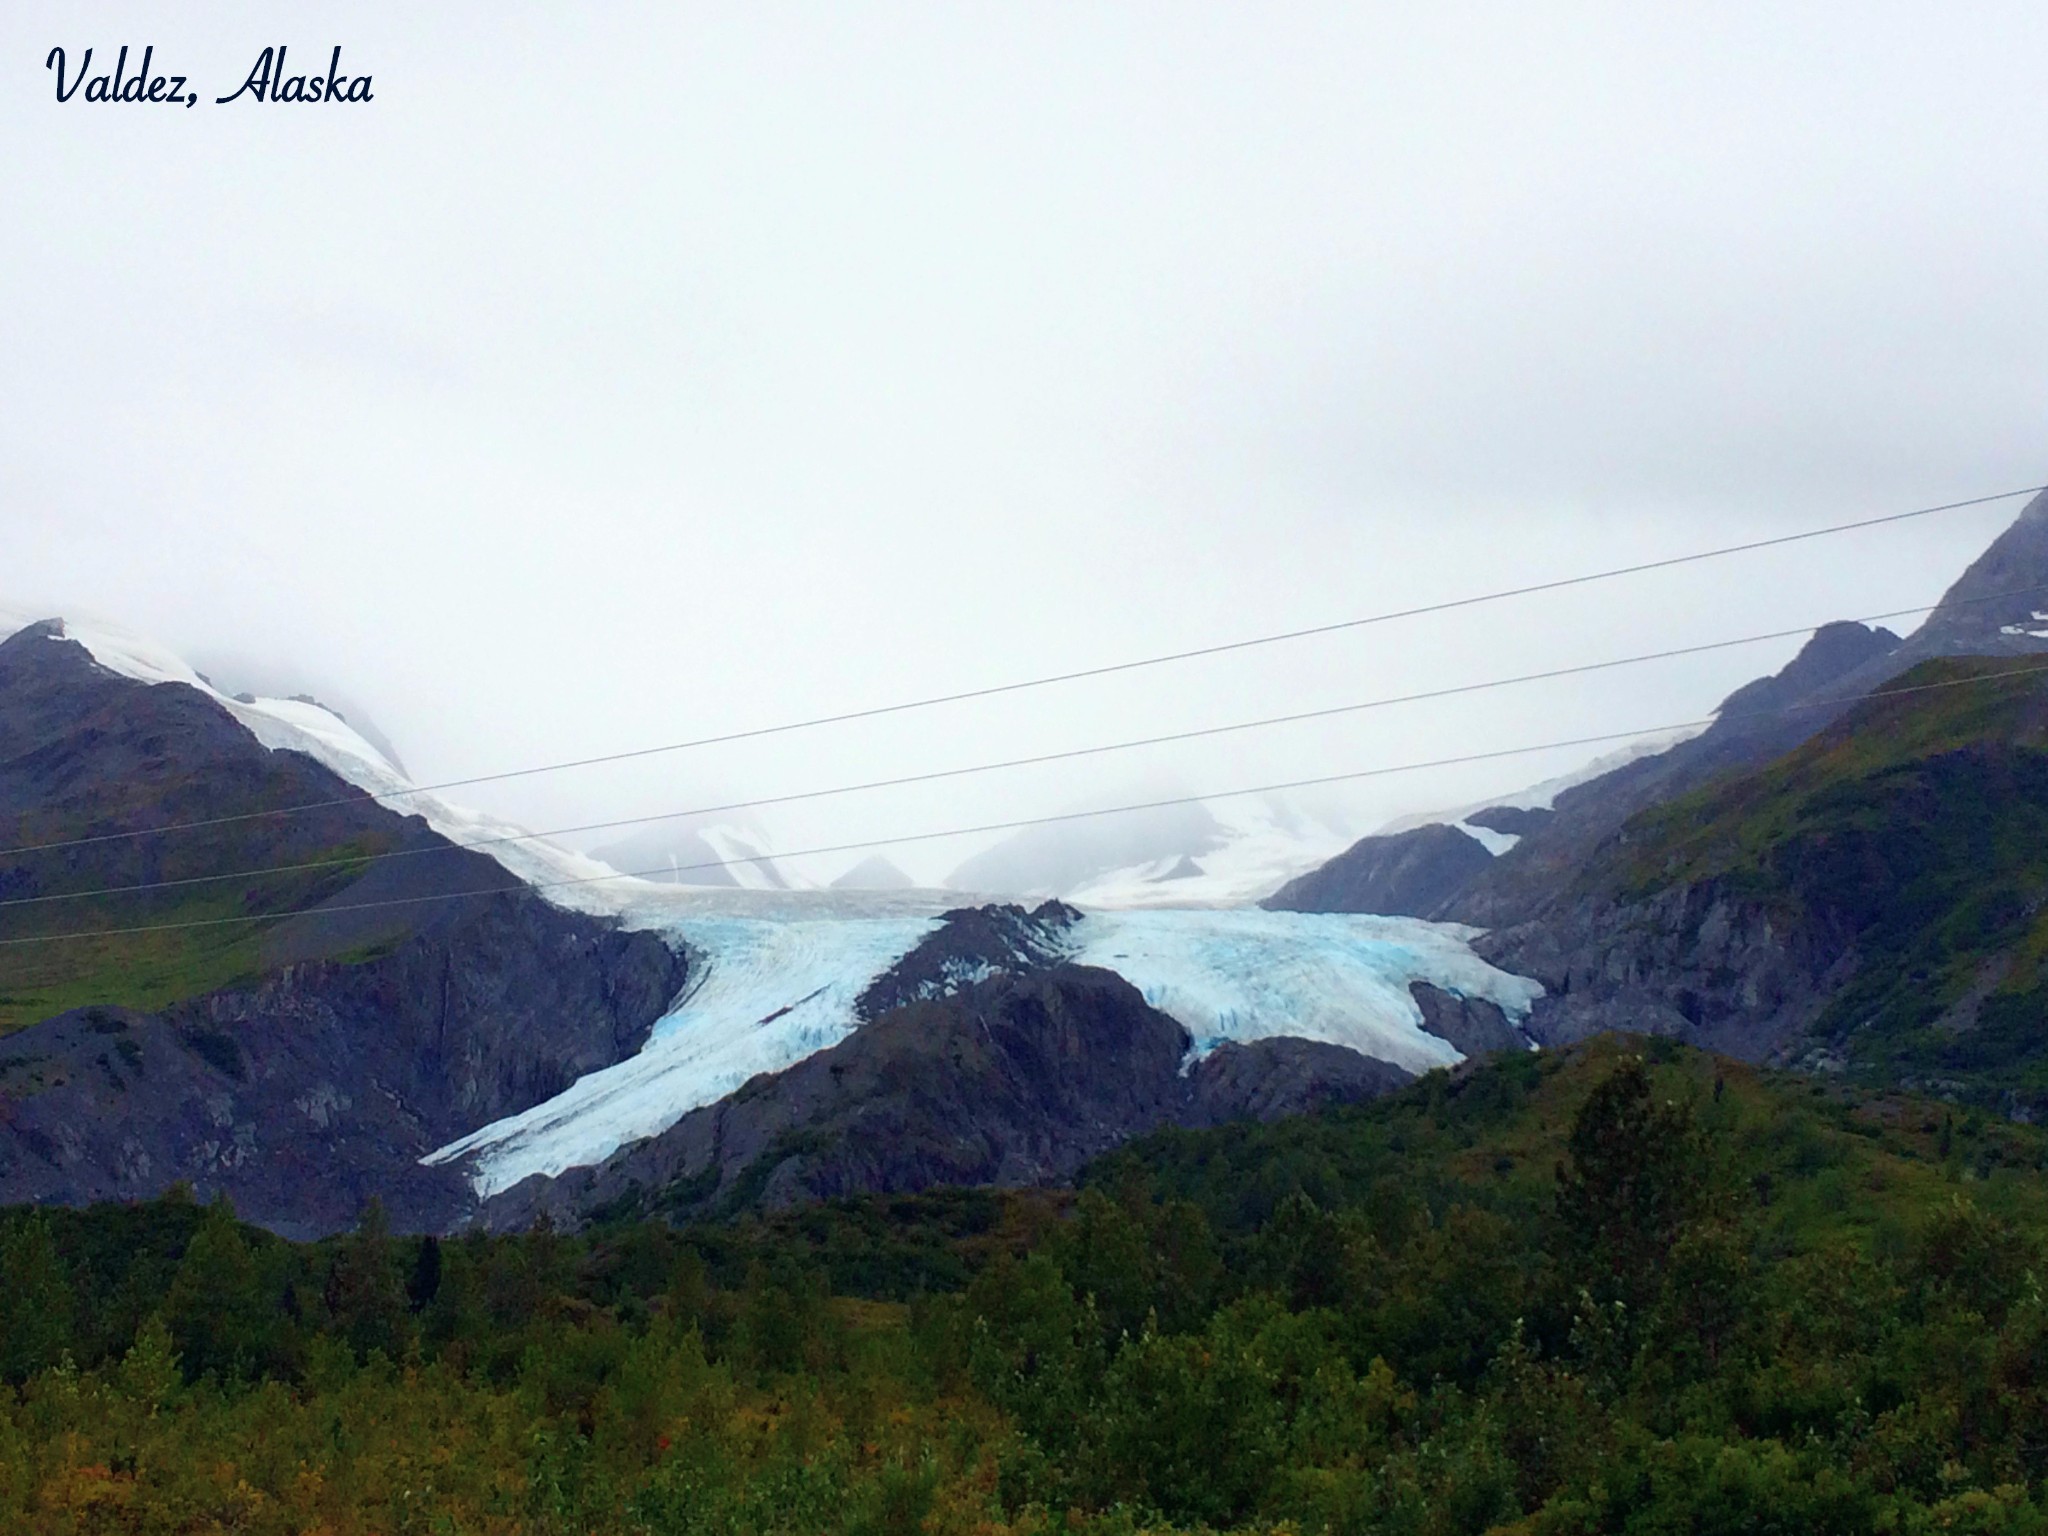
[4,482,2038,860]
[7,653,2048,947]
[3,585,2038,911]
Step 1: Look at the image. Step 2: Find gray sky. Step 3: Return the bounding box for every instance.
[5,2,2046,883]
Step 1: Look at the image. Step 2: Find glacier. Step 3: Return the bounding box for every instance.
[4,603,1547,1203]
[425,890,1543,1197]
[421,903,952,1195]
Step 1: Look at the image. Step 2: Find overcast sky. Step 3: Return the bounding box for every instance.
[5,3,2046,882]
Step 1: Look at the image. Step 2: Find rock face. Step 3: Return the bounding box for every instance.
[478,965,1415,1231]
[1179,1036,1414,1128]
[0,622,686,1236]
[0,904,685,1237]
[1473,885,1854,1065]
[854,900,1082,1019]
[1409,981,1533,1058]
[1477,652,2048,1111]
[1264,822,1496,917]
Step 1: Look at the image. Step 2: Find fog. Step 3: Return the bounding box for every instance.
[4,3,2044,882]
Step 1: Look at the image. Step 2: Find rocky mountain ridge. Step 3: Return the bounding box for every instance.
[0,622,686,1235]
[1273,488,2048,934]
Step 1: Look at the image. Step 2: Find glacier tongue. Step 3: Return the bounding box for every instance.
[422,908,945,1195]
[1067,908,1538,1075]
[426,894,1543,1198]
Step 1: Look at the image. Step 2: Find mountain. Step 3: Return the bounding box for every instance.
[948,794,1352,907]
[1263,728,1707,918]
[589,820,793,890]
[947,797,1226,896]
[828,852,915,890]
[0,617,685,1235]
[424,898,1538,1202]
[0,610,1536,1234]
[1477,653,2048,1108]
[1272,488,2048,930]
[1263,819,1503,918]
[24,487,2048,1238]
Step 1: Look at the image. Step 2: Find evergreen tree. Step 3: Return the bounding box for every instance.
[324,1196,410,1360]
[164,1197,267,1380]
[1554,1055,1709,1313]
[0,1211,74,1382]
[407,1233,444,1313]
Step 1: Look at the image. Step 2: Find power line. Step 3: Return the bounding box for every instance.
[8,654,2048,948]
[5,586,2035,912]
[5,482,2039,861]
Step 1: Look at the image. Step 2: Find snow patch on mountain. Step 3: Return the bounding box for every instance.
[950,795,1354,909]
[1452,820,1521,856]
[0,604,626,909]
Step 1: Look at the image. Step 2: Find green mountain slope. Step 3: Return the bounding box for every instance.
[1483,655,2048,1109]
[1614,656,2048,1098]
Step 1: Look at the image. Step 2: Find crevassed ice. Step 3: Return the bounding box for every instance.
[430,901,1544,1197]
[1068,908,1539,1075]
[422,912,943,1192]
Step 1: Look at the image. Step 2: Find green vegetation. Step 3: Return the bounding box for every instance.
[9,1038,2048,1531]
[1617,657,2048,1105]
[0,835,391,1036]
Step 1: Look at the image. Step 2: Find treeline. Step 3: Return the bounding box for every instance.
[7,1037,2048,1533]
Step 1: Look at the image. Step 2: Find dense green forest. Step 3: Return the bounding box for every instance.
[8,1036,2048,1533]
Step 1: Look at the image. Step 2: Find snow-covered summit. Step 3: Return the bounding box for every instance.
[0,603,626,910]
[944,793,1354,910]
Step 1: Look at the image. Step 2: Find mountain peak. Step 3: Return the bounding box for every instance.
[1903,486,2048,657]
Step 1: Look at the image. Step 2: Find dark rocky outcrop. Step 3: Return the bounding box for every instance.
[1180,1036,1413,1128]
[477,965,1413,1231]
[1264,822,1496,917]
[0,901,685,1237]
[1410,981,1532,1059]
[854,900,1080,1018]
[0,622,686,1235]
[1473,885,1855,1065]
